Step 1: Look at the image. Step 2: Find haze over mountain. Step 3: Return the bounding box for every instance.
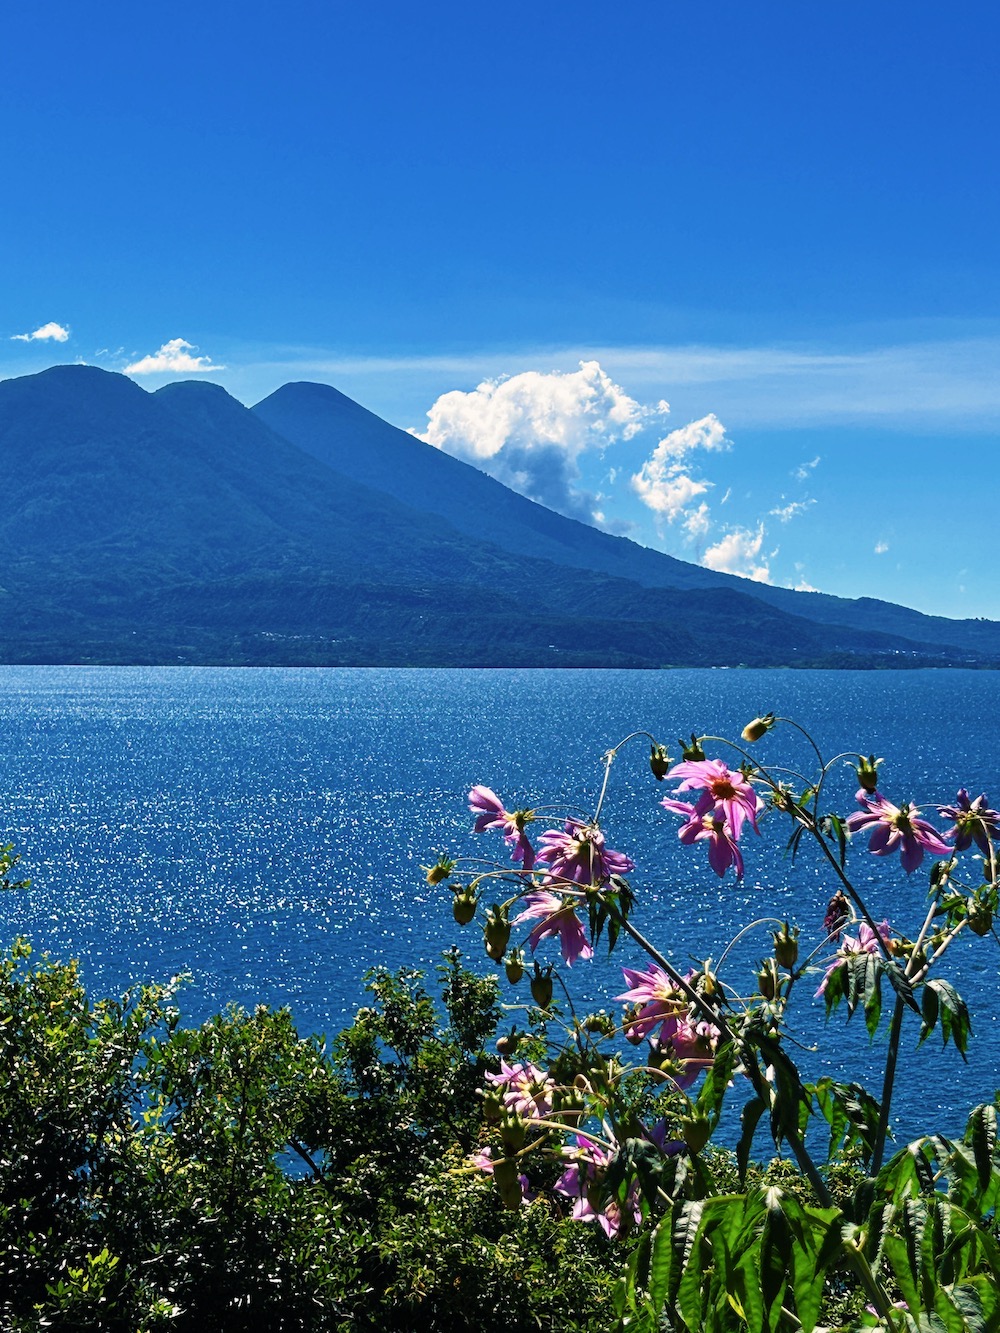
[0,364,995,669]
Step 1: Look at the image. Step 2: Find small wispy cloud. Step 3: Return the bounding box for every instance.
[793,455,821,481]
[702,523,772,583]
[769,498,816,523]
[630,414,729,523]
[12,321,70,343]
[875,541,889,555]
[124,338,224,376]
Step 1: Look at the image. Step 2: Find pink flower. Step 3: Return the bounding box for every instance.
[468,785,535,869]
[846,791,951,873]
[514,891,593,966]
[553,1134,640,1239]
[535,819,634,886]
[615,964,719,1086]
[661,790,746,878]
[816,919,892,995]
[938,788,1000,855]
[484,1060,555,1120]
[615,963,689,1042]
[665,758,762,836]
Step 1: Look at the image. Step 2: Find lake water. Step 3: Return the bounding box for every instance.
[1,665,998,1144]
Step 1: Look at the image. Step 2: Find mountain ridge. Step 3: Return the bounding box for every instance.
[0,364,993,668]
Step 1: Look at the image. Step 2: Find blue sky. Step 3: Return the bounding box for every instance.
[4,1,1000,618]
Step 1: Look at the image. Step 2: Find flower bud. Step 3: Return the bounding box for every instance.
[756,961,778,1001]
[855,754,883,793]
[452,888,478,926]
[581,1010,615,1036]
[425,856,455,886]
[680,733,707,762]
[530,964,553,1010]
[504,949,526,984]
[484,905,511,960]
[495,1028,519,1056]
[479,1088,503,1124]
[649,744,671,780]
[968,897,993,936]
[772,922,799,970]
[499,1115,527,1151]
[681,1115,712,1154]
[492,1156,523,1210]
[741,713,775,743]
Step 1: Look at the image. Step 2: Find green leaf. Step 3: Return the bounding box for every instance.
[741,1098,773,1183]
[965,1103,997,1193]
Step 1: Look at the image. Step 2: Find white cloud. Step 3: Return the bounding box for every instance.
[875,541,889,555]
[630,414,729,524]
[12,321,70,343]
[682,503,711,538]
[413,360,655,518]
[769,498,815,523]
[793,455,821,481]
[124,338,223,376]
[702,523,772,583]
[795,577,820,592]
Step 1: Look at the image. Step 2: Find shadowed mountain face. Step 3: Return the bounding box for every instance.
[255,381,1000,658]
[0,364,994,668]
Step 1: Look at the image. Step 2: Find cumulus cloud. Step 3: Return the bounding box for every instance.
[413,360,656,519]
[124,338,223,375]
[12,321,70,343]
[793,455,821,481]
[702,523,772,583]
[630,414,729,524]
[875,541,889,555]
[769,498,815,523]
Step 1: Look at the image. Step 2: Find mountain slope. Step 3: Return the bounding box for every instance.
[254,381,1000,656]
[0,365,994,668]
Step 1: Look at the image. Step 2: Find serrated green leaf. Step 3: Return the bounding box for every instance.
[966,1103,998,1192]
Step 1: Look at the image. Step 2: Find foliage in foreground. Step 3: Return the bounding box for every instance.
[0,941,617,1332]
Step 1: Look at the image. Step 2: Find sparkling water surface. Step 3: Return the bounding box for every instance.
[1,665,998,1144]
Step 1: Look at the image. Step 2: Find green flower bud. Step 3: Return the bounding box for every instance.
[425,856,455,886]
[496,1028,519,1056]
[484,905,511,960]
[756,963,778,1001]
[504,949,526,984]
[968,897,993,937]
[452,888,478,926]
[772,922,799,970]
[680,733,707,762]
[492,1156,523,1210]
[530,963,554,1010]
[649,743,671,780]
[479,1088,503,1124]
[854,754,883,793]
[499,1115,527,1151]
[741,713,775,743]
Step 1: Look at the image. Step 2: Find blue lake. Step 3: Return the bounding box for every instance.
[1,665,998,1145]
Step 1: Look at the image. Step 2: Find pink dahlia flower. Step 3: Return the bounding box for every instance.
[661,790,746,878]
[846,791,951,873]
[938,788,1000,856]
[484,1059,555,1120]
[553,1135,640,1240]
[535,819,634,886]
[816,919,892,996]
[514,890,593,966]
[468,785,535,869]
[665,758,762,836]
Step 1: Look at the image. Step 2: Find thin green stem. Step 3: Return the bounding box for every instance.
[871,996,904,1175]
